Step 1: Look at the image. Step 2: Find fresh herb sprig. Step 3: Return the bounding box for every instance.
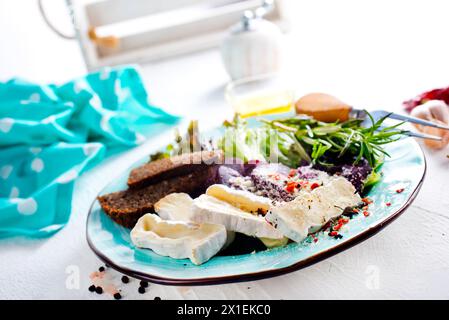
[149,120,212,161]
[263,112,405,167]
[222,112,406,168]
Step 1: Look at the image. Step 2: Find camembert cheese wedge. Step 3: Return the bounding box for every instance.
[206,184,272,215]
[131,213,227,265]
[266,177,361,243]
[191,194,284,239]
[154,192,195,221]
[154,193,236,249]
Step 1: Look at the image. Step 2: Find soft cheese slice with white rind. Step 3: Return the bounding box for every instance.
[131,214,227,265]
[206,184,272,214]
[266,177,361,243]
[191,194,284,239]
[154,193,236,249]
[154,193,195,221]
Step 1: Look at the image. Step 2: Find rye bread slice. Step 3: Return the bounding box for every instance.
[98,166,218,228]
[127,150,223,189]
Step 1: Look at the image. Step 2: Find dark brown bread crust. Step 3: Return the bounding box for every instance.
[127,150,223,189]
[98,165,219,228]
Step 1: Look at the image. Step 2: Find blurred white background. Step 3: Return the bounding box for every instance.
[2,1,449,100]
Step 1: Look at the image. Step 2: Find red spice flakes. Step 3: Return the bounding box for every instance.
[386,202,391,207]
[311,234,318,243]
[333,223,342,231]
[352,208,359,213]
[396,188,405,193]
[362,206,368,211]
[285,181,299,193]
[329,231,338,237]
[362,197,373,204]
[289,169,297,177]
[333,217,350,232]
[363,211,370,217]
[310,182,320,190]
[299,180,308,188]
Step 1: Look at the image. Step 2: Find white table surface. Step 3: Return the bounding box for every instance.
[0,0,449,300]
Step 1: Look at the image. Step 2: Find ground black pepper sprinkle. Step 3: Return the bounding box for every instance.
[154,297,161,300]
[98,266,105,272]
[95,286,103,294]
[140,280,148,288]
[343,211,356,219]
[88,285,96,292]
[121,275,129,284]
[138,287,146,294]
[114,293,122,300]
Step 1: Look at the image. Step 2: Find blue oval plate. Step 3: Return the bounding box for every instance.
[86,134,425,285]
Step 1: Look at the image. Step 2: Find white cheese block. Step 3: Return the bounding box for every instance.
[206,184,272,214]
[154,193,195,221]
[266,177,361,243]
[259,236,289,248]
[130,214,227,265]
[191,194,284,239]
[154,192,235,249]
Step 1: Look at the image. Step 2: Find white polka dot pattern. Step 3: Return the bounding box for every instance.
[0,118,14,133]
[0,165,13,179]
[31,158,44,173]
[17,198,38,215]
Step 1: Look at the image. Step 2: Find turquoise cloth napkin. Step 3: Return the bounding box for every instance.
[0,66,180,238]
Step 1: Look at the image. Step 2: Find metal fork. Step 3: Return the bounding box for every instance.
[352,109,449,141]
